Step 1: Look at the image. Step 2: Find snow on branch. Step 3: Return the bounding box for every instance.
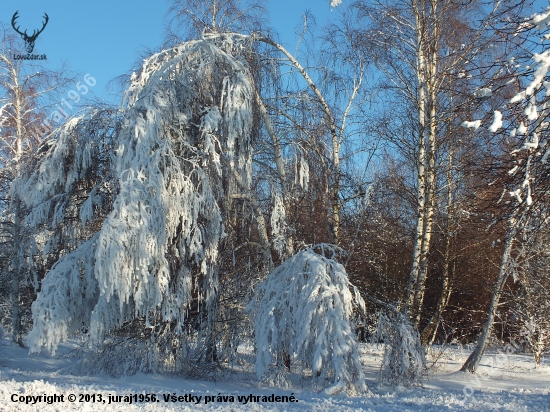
[489,111,503,132]
[14,110,116,233]
[461,120,482,129]
[28,235,99,354]
[511,50,550,103]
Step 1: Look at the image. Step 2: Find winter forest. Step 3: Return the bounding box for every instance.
[1,0,550,409]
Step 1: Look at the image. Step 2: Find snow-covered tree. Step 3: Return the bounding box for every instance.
[508,223,550,366]
[461,7,550,373]
[248,245,367,395]
[17,36,256,374]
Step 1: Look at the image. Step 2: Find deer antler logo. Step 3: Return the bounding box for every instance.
[11,11,49,54]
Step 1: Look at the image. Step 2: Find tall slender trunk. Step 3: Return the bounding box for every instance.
[413,90,437,327]
[11,79,24,346]
[10,198,23,346]
[330,186,340,244]
[254,91,294,256]
[461,216,517,372]
[406,0,428,318]
[406,0,440,330]
[413,7,439,326]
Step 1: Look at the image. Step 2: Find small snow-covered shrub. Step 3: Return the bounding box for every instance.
[248,245,367,395]
[68,320,221,379]
[375,310,426,387]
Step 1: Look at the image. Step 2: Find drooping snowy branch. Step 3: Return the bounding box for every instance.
[27,235,99,354]
[270,190,289,257]
[14,109,116,237]
[11,109,117,354]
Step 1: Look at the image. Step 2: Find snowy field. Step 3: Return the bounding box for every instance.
[0,338,549,411]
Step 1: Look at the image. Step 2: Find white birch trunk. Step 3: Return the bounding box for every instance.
[406,0,428,317]
[10,77,24,346]
[413,1,439,325]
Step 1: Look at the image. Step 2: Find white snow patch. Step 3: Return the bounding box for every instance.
[489,111,503,132]
[1,337,549,411]
[462,120,481,129]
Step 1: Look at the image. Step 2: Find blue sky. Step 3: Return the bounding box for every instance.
[0,0,337,105]
[1,0,546,106]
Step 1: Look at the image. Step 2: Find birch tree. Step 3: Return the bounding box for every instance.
[0,29,73,345]
[461,7,550,372]
[168,0,266,40]
[352,0,520,331]
[18,37,261,376]
[253,23,370,245]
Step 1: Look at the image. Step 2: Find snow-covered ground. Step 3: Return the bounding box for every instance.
[0,338,549,411]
